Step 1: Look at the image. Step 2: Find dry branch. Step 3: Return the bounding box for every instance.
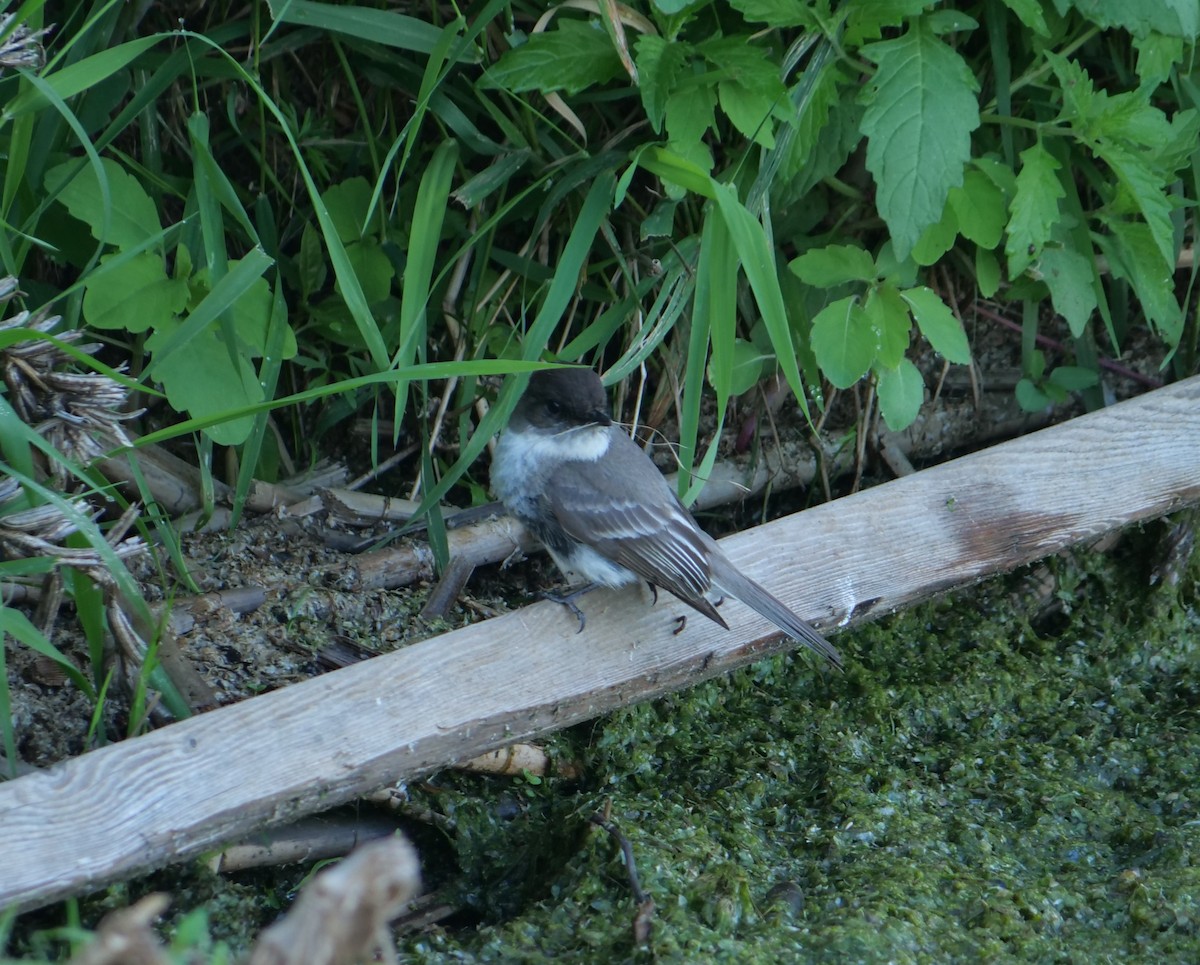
[1,376,1199,912]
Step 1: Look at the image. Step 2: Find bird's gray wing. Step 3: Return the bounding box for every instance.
[545,433,725,625]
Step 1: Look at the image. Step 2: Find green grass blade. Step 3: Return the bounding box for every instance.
[713,183,812,421]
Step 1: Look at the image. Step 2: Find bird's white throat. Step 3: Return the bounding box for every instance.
[492,422,613,508]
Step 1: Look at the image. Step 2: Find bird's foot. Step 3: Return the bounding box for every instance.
[540,583,598,634]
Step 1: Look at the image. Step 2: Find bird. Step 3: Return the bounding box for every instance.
[490,367,842,669]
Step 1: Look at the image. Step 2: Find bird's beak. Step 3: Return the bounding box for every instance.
[589,408,612,427]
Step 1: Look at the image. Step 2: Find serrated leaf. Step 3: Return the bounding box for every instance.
[810,295,875,388]
[948,169,1006,249]
[901,286,970,363]
[636,36,688,134]
[666,84,716,148]
[789,244,877,287]
[1006,142,1064,277]
[482,21,624,96]
[1099,220,1183,345]
[82,252,189,332]
[845,0,931,45]
[1039,245,1096,337]
[864,284,911,368]
[699,39,786,98]
[1098,142,1175,271]
[876,357,925,430]
[1054,0,1198,40]
[45,157,161,250]
[860,22,980,259]
[1134,33,1185,88]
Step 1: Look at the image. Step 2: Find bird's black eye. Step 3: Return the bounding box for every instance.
[544,399,563,417]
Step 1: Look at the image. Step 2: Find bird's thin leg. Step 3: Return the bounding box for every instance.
[646,582,659,605]
[540,583,598,633]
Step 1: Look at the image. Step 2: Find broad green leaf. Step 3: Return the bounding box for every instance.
[911,207,958,266]
[635,35,688,133]
[323,177,373,244]
[82,252,188,332]
[718,81,776,148]
[948,169,1006,249]
[789,244,878,287]
[1015,377,1051,411]
[901,286,971,363]
[864,284,911,369]
[811,295,875,388]
[1006,142,1064,277]
[860,21,980,258]
[726,338,771,396]
[45,157,161,250]
[147,320,261,446]
[339,239,394,305]
[186,269,296,359]
[975,247,1000,298]
[482,21,624,95]
[148,248,276,364]
[1039,245,1096,337]
[1047,366,1100,391]
[876,357,925,430]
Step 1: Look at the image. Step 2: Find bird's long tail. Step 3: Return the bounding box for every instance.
[709,554,843,669]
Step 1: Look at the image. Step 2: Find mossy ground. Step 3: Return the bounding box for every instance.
[6,529,1198,963]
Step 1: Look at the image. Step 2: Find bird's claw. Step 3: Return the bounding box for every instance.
[540,584,596,634]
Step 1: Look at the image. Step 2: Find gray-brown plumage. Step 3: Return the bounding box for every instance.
[491,368,841,669]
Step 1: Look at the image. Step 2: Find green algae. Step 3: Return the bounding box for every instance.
[399,541,1200,962]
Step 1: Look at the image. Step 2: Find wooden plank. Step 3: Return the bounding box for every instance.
[3,376,1200,912]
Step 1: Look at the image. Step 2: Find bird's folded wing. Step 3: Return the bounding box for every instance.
[546,461,712,605]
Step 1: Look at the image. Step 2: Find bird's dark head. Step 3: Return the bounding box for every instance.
[514,368,612,431]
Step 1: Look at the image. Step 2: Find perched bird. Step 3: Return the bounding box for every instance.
[491,368,842,669]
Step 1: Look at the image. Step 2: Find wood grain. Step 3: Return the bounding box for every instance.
[3,376,1199,912]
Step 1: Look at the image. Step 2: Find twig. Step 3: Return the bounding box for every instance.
[590,808,654,945]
